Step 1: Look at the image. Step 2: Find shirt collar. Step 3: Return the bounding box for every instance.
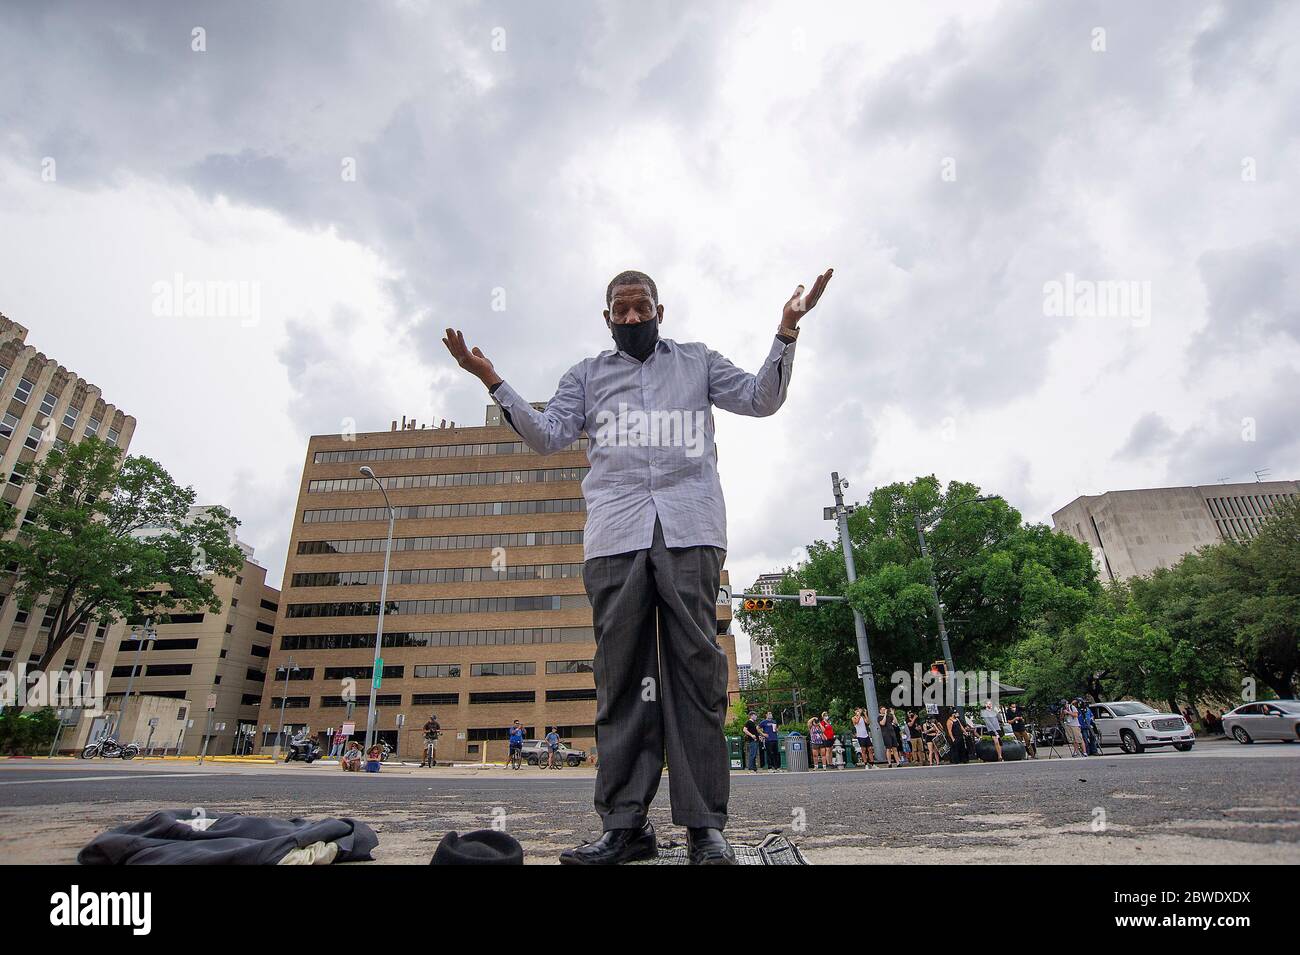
[598,337,676,363]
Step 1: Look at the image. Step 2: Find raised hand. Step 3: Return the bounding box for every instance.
[781,267,833,329]
[442,328,502,388]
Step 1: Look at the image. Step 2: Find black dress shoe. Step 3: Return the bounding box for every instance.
[559,822,657,865]
[687,827,736,865]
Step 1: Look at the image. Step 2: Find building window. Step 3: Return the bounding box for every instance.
[255,621,274,634]
[14,378,34,404]
[260,598,279,612]
[85,416,100,436]
[38,392,57,417]
[546,659,595,674]
[296,529,584,555]
[469,690,535,705]
[144,663,193,677]
[546,688,598,702]
[411,693,460,706]
[269,696,310,709]
[62,406,80,429]
[284,594,589,619]
[281,627,594,651]
[468,726,537,741]
[471,661,536,677]
[106,427,119,447]
[24,425,44,451]
[0,412,17,440]
[413,664,462,678]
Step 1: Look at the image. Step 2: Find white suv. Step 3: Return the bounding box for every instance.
[1089,701,1195,754]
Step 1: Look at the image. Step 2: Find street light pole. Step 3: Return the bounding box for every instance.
[914,494,1002,694]
[360,466,395,756]
[274,655,298,759]
[111,618,155,739]
[829,472,887,761]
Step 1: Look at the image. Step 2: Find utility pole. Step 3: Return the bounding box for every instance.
[828,472,887,761]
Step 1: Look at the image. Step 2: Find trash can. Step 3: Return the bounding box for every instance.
[783,732,808,772]
[726,735,743,770]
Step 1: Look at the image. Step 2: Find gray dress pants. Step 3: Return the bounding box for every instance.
[583,519,728,830]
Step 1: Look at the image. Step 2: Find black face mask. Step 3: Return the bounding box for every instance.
[610,318,659,361]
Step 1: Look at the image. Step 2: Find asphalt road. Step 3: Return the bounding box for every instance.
[2,739,1296,863]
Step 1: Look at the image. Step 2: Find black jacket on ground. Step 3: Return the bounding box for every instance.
[77,809,379,865]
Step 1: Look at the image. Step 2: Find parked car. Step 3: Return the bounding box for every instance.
[1089,701,1195,754]
[519,738,588,767]
[1221,700,1300,744]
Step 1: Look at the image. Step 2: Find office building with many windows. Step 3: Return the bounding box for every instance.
[1052,480,1298,581]
[0,316,136,748]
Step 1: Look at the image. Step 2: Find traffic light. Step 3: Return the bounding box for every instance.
[743,597,776,611]
[930,659,948,679]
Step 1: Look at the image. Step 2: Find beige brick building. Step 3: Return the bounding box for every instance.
[1052,480,1298,581]
[108,512,280,755]
[0,315,136,748]
[258,406,737,762]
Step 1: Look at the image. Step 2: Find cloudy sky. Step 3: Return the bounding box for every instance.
[1,1,1296,664]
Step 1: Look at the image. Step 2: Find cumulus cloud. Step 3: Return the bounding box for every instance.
[1,1,1297,663]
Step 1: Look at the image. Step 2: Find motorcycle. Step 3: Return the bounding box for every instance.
[81,735,140,760]
[285,737,323,763]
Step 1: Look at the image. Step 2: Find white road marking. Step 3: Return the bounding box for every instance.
[0,772,228,786]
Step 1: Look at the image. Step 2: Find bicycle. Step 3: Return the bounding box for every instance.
[421,738,438,768]
[508,746,523,770]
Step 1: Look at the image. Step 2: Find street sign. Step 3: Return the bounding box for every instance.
[148,718,159,728]
[717,584,732,605]
[205,694,217,711]
[341,722,355,735]
[395,714,406,728]
[798,589,817,606]
[856,663,872,679]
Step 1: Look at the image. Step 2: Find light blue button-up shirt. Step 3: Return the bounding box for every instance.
[491,335,797,560]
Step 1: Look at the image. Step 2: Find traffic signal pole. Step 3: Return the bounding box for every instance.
[829,472,888,761]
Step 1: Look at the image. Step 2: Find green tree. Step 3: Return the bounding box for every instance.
[0,437,246,678]
[740,476,1099,712]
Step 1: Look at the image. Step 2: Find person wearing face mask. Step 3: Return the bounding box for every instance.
[443,266,833,864]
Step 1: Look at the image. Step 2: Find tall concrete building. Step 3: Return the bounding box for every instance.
[0,316,136,712]
[107,508,280,755]
[259,406,738,762]
[1053,480,1298,581]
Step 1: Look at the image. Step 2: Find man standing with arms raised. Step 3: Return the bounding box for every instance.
[443,267,832,864]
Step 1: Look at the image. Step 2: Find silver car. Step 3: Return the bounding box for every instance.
[1221,700,1300,744]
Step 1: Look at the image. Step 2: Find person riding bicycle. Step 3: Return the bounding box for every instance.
[508,720,524,766]
[422,713,441,768]
[545,726,561,768]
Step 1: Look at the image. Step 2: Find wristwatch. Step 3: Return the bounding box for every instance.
[777,324,799,342]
